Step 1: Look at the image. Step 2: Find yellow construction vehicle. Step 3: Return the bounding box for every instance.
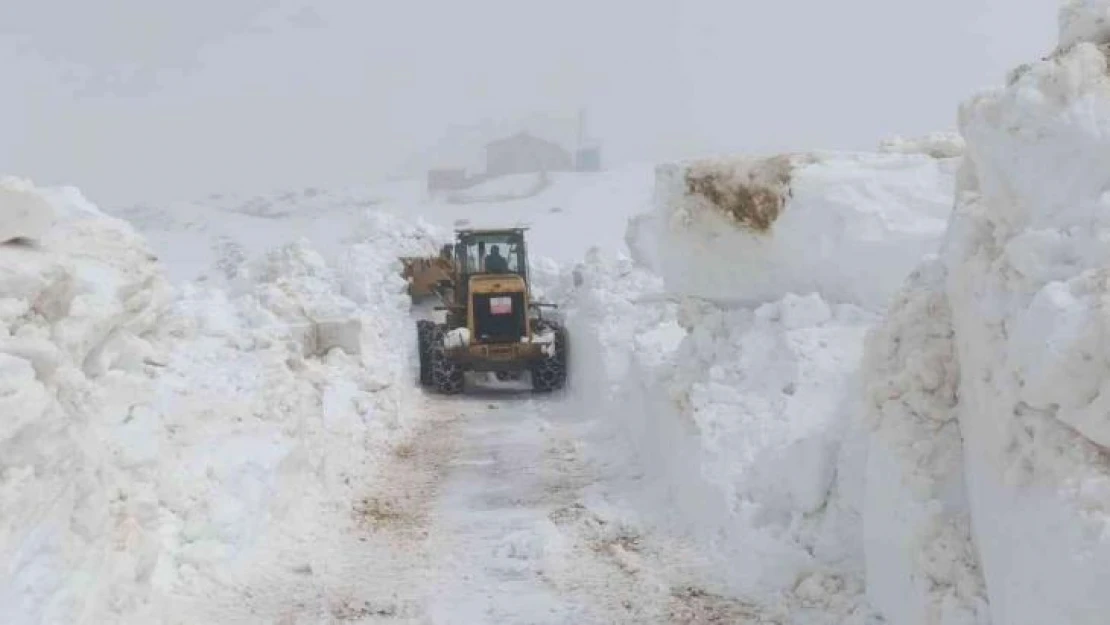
[414,228,567,394]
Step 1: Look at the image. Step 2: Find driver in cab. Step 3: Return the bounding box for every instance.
[485,245,510,273]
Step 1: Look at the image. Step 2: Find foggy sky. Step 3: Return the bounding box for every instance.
[1,0,1056,206]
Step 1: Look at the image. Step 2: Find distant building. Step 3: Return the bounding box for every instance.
[427,168,471,192]
[484,132,573,177]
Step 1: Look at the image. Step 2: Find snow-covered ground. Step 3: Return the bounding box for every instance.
[110,164,655,285]
[7,4,1110,621]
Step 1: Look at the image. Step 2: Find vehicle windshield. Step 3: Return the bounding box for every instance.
[457,233,523,275]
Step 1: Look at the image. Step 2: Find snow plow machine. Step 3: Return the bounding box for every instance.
[408,227,567,394]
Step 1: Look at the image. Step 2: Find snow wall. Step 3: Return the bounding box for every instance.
[0,180,440,623]
[863,4,1110,623]
[627,148,956,310]
[564,141,962,621]
[578,2,1110,622]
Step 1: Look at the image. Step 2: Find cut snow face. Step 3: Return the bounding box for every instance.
[949,39,1110,625]
[639,150,957,311]
[558,137,965,619]
[860,260,988,625]
[681,154,798,233]
[563,257,869,590]
[859,16,1110,625]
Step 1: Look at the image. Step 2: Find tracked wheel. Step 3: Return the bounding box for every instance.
[430,326,465,394]
[531,322,567,393]
[416,320,435,386]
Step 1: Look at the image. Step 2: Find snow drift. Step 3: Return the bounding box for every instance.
[0,182,438,623]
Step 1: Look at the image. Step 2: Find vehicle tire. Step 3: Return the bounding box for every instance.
[430,326,465,394]
[416,319,435,386]
[531,322,567,393]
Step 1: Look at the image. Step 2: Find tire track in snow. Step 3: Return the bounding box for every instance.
[415,386,775,624]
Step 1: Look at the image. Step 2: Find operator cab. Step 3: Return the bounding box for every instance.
[454,229,528,281]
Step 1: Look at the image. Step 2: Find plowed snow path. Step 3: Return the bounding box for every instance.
[413,389,768,625]
[180,387,767,624]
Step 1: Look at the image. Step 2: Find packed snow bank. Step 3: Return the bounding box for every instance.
[859,16,1110,625]
[0,177,57,242]
[1059,0,1110,48]
[560,253,876,620]
[860,261,989,625]
[635,151,956,310]
[564,149,961,617]
[148,219,435,619]
[0,180,436,623]
[0,184,174,623]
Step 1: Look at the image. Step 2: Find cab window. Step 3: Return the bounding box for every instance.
[457,234,523,274]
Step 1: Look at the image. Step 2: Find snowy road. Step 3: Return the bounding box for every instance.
[408,387,765,625]
[423,390,601,623]
[177,380,766,625]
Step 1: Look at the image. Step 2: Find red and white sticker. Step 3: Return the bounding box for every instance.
[489,296,512,315]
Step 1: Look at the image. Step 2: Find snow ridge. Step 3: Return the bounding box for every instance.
[0,183,433,624]
[642,150,956,311]
[858,6,1110,623]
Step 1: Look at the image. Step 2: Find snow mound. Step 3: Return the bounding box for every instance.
[561,253,875,619]
[0,183,173,623]
[1059,0,1110,48]
[637,151,956,310]
[444,172,551,204]
[878,131,966,159]
[861,15,1110,625]
[0,180,429,623]
[0,177,57,242]
[567,148,963,617]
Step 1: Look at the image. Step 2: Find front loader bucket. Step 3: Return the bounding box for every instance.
[400,256,455,299]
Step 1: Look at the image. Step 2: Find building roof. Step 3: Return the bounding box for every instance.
[484,131,567,153]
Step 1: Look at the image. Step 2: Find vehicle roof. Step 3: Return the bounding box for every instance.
[454,227,529,236]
